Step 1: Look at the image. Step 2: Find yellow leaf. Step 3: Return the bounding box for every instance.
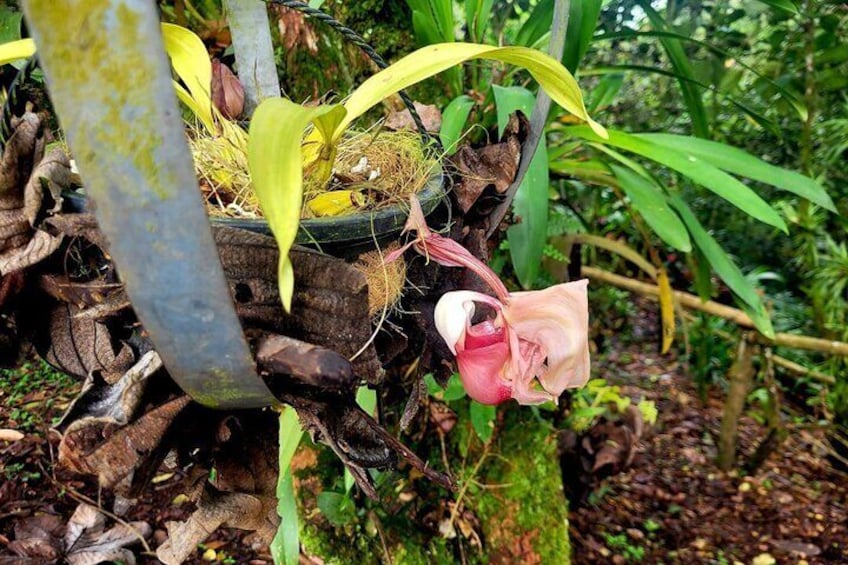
[338,42,606,140]
[0,38,35,66]
[161,23,215,133]
[307,190,366,217]
[658,266,675,354]
[248,99,347,312]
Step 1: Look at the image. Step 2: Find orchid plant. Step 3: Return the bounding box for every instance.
[387,197,591,406]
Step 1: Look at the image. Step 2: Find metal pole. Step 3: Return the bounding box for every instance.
[22,0,278,409]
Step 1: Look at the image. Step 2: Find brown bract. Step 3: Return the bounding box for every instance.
[448,113,526,214]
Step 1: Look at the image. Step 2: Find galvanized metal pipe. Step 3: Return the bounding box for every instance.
[22,0,278,409]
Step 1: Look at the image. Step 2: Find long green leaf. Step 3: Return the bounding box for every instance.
[406,0,463,95]
[637,133,835,212]
[440,94,475,154]
[636,1,708,137]
[338,43,606,139]
[582,64,779,134]
[754,0,798,13]
[464,0,494,43]
[271,407,304,565]
[513,0,553,48]
[669,194,774,338]
[610,165,691,252]
[593,29,807,121]
[494,85,548,288]
[566,126,787,232]
[562,0,602,73]
[586,73,624,112]
[248,99,347,311]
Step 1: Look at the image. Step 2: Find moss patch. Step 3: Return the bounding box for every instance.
[475,409,571,564]
[291,406,570,564]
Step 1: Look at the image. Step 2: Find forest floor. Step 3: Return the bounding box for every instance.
[0,304,846,564]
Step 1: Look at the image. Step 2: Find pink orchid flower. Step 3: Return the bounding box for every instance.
[387,197,590,405]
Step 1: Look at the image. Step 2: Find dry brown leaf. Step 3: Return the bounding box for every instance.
[156,490,277,565]
[40,302,135,381]
[8,513,64,560]
[449,135,521,213]
[64,503,151,565]
[58,394,190,489]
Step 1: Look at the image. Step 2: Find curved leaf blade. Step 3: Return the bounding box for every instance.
[494,85,549,288]
[339,42,606,139]
[610,165,691,252]
[248,99,347,311]
[567,126,787,233]
[669,194,774,338]
[161,22,215,133]
[638,133,835,212]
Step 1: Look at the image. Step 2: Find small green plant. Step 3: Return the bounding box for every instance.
[565,379,657,433]
[603,532,645,562]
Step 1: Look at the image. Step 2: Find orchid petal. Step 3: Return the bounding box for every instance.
[504,279,591,397]
[456,341,512,405]
[434,290,501,355]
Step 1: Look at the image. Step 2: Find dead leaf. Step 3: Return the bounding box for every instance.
[385,102,442,133]
[55,350,164,431]
[39,302,135,382]
[64,503,151,565]
[156,490,277,565]
[58,394,190,490]
[449,119,523,213]
[8,513,63,560]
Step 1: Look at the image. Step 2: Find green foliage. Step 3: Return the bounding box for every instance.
[565,378,656,433]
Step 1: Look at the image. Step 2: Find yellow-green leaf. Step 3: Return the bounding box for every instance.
[0,38,34,66]
[161,22,215,133]
[657,266,675,354]
[248,98,347,312]
[337,42,606,140]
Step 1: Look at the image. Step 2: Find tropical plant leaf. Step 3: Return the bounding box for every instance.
[0,37,34,65]
[338,42,606,139]
[406,0,463,95]
[637,134,834,212]
[440,94,475,154]
[271,407,304,565]
[464,0,495,43]
[669,194,774,338]
[494,85,548,288]
[586,73,624,112]
[513,0,553,48]
[610,165,691,252]
[754,0,798,13]
[594,29,807,120]
[161,22,215,133]
[635,1,709,137]
[248,99,347,311]
[562,0,602,73]
[657,266,675,354]
[566,126,787,232]
[582,64,780,134]
[470,400,496,443]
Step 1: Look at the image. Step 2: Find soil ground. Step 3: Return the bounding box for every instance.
[0,304,846,564]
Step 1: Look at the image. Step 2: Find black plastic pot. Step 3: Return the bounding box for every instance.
[63,173,445,258]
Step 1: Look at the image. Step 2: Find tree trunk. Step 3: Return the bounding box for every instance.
[717,336,756,471]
